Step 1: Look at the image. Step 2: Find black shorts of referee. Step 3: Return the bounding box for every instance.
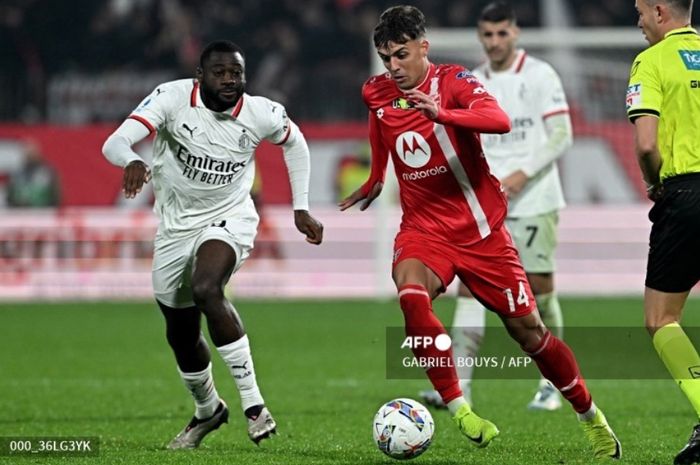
[646,172,700,292]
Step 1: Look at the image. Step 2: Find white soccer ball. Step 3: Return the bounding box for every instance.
[372,398,435,460]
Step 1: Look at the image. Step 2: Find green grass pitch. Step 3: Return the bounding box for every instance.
[1,297,699,464]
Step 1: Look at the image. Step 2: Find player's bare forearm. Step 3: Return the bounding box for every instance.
[633,116,661,193]
[122,160,151,199]
[501,170,529,197]
[638,149,662,201]
[338,181,383,212]
[294,210,324,245]
[638,150,661,186]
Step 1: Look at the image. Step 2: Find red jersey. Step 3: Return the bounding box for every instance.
[361,63,511,245]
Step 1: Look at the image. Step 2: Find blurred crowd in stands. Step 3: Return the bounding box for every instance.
[1,0,694,123]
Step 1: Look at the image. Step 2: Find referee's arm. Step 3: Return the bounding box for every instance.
[633,114,662,196]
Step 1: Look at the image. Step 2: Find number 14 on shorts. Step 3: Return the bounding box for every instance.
[503,281,530,313]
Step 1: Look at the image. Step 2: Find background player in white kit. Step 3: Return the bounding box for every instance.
[421,1,573,411]
[102,40,323,448]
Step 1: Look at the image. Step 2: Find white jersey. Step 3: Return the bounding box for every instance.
[473,50,568,217]
[128,79,292,235]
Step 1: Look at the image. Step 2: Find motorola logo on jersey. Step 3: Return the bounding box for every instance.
[395,131,431,168]
[402,165,448,181]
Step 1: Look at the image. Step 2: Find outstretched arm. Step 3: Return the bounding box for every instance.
[405,89,511,134]
[338,110,388,211]
[280,122,324,244]
[102,119,152,199]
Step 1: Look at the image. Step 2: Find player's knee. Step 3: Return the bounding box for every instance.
[192,280,223,308]
[519,332,547,354]
[527,273,554,295]
[644,313,679,336]
[504,315,547,353]
[166,327,200,352]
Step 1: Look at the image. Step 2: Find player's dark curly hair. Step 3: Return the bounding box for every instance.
[479,1,517,24]
[373,5,426,49]
[199,40,245,68]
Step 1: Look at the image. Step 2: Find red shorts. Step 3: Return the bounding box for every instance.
[393,227,535,318]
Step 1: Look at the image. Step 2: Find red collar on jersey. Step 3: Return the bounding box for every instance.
[190,79,245,118]
[190,80,199,107]
[484,50,527,79]
[514,50,527,73]
[231,94,244,117]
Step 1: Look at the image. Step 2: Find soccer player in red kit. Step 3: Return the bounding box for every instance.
[340,5,621,460]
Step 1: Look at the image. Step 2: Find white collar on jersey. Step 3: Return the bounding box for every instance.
[189,80,245,118]
[399,62,436,93]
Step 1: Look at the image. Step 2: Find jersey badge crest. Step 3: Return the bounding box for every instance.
[239,132,251,150]
[457,70,479,84]
[519,83,527,100]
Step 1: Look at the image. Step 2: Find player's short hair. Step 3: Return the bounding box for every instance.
[669,0,693,15]
[645,0,693,16]
[199,40,245,68]
[479,1,517,24]
[373,5,426,49]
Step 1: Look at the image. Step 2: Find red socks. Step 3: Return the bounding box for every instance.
[527,331,592,413]
[398,285,462,403]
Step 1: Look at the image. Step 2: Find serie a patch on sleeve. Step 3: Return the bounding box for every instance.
[626,83,642,110]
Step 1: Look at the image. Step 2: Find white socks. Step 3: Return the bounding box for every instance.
[178,362,221,419]
[216,335,265,411]
[577,402,597,422]
[447,397,469,416]
[451,296,486,395]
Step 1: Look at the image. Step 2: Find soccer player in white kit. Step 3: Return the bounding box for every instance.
[102,41,324,448]
[420,1,573,411]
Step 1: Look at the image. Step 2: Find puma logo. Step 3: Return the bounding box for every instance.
[182,123,197,137]
[231,361,248,370]
[690,365,700,379]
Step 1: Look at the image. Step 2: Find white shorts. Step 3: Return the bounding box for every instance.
[152,218,257,308]
[505,211,559,274]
